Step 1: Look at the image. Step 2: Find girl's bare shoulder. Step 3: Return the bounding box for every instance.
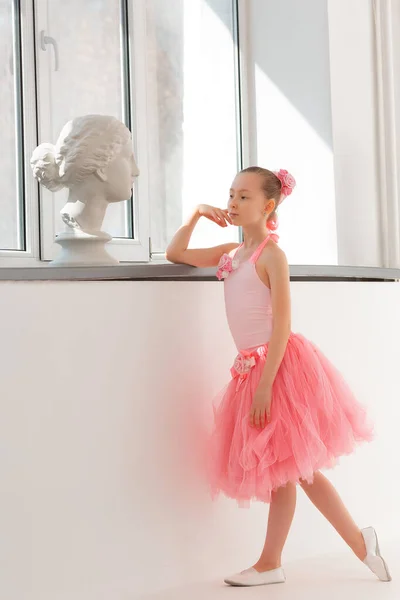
[227,243,241,257]
[261,239,289,270]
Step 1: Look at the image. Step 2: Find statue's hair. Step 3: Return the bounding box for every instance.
[30,115,131,191]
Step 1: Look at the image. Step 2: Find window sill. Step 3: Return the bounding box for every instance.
[0,261,399,282]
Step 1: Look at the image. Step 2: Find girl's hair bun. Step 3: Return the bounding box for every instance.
[274,169,296,199]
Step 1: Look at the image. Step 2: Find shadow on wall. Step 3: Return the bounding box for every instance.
[206,0,333,148]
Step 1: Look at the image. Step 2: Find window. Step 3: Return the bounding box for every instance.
[1,0,399,272]
[35,0,133,259]
[1,0,25,251]
[0,0,241,266]
[145,0,241,257]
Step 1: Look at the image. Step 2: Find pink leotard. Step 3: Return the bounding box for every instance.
[224,234,278,352]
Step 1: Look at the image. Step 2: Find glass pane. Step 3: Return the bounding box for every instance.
[36,0,132,238]
[146,0,240,253]
[0,0,24,250]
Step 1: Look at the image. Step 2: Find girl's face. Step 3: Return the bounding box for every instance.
[227,172,275,227]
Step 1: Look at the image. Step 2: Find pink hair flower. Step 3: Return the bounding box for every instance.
[274,169,296,199]
[216,253,239,280]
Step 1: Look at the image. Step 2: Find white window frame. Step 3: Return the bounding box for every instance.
[35,0,150,263]
[0,0,40,267]
[0,0,151,267]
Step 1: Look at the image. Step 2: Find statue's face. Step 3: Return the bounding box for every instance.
[104,140,140,202]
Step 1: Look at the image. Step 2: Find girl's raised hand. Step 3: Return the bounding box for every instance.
[197,204,233,227]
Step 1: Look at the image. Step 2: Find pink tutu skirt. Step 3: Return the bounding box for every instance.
[206,332,375,508]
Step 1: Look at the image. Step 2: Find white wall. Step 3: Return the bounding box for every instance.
[248,0,382,268]
[249,0,338,265]
[395,1,400,176]
[1,279,399,600]
[327,0,382,267]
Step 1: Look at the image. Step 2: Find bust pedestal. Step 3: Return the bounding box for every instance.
[50,229,119,266]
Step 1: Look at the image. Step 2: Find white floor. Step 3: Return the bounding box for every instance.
[134,541,398,600]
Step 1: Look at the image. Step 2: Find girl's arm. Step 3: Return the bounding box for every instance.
[258,247,291,390]
[165,205,239,267]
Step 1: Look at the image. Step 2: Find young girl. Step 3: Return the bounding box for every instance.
[165,167,392,587]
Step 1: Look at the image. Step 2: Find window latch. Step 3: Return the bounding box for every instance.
[40,30,59,72]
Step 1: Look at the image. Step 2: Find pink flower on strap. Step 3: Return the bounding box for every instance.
[274,169,296,199]
[216,253,239,280]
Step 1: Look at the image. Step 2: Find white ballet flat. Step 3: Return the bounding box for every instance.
[361,526,392,582]
[223,566,286,586]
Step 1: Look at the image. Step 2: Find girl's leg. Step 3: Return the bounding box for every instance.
[299,470,367,561]
[253,481,297,571]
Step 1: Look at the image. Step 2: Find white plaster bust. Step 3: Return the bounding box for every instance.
[30,114,139,265]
